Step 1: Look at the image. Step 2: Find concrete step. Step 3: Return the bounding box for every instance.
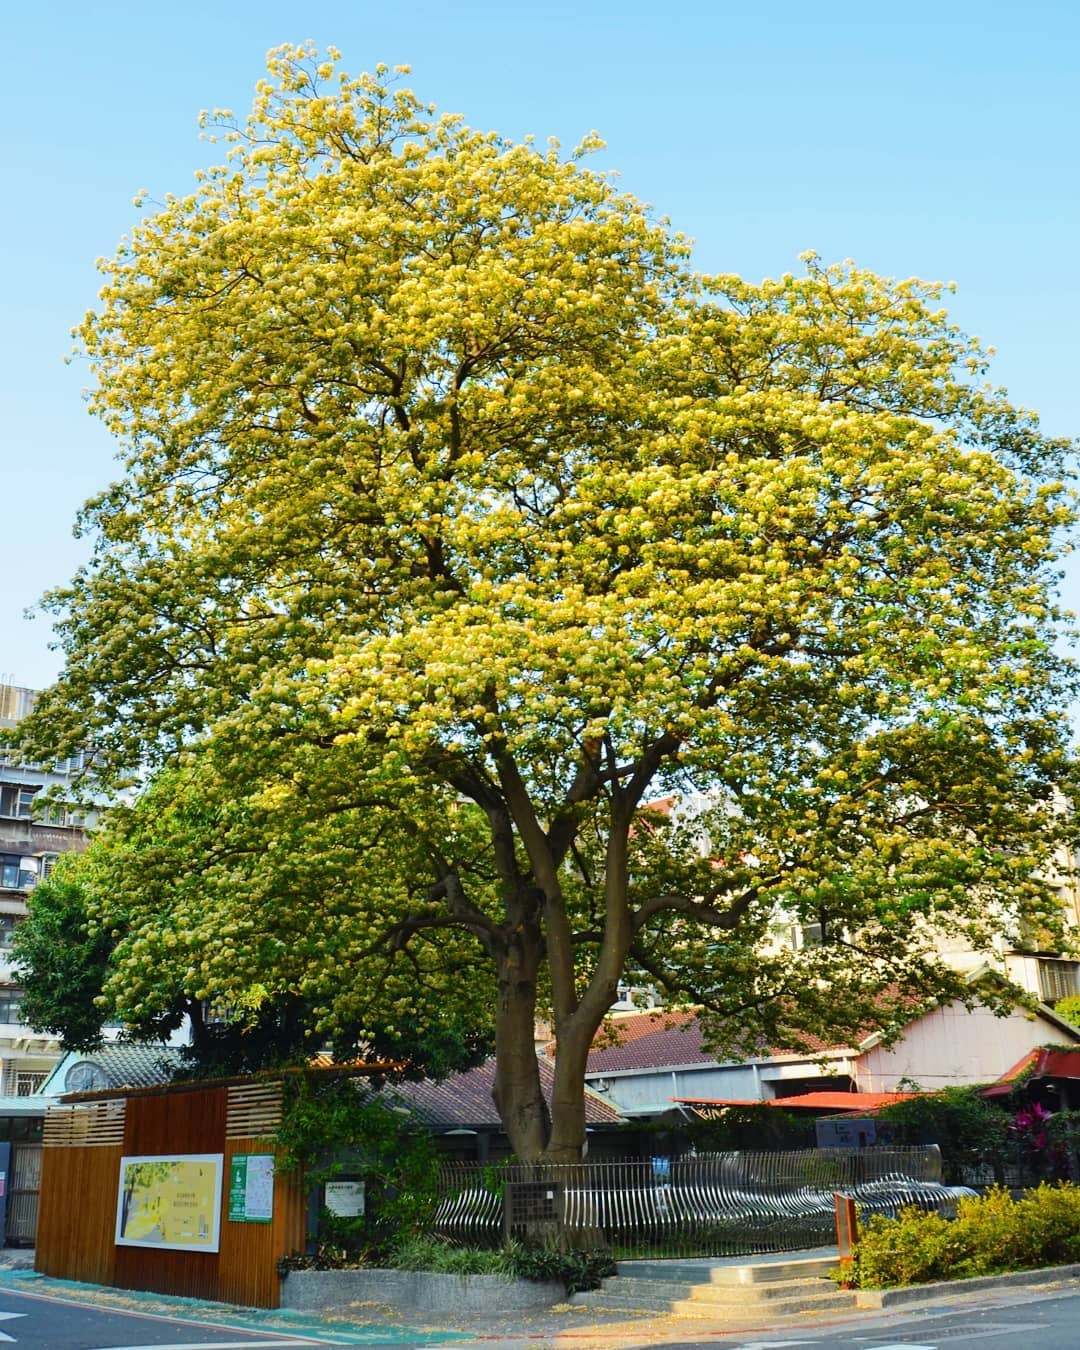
[569,1289,689,1316]
[707,1256,839,1284]
[570,1255,856,1321]
[572,1285,857,1322]
[679,1276,846,1305]
[617,1254,837,1285]
[674,1284,857,1320]
[575,1277,702,1303]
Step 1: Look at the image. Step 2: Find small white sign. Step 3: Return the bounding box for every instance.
[324,1180,366,1217]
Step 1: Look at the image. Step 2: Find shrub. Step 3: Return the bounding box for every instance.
[851,1208,971,1288]
[849,1182,1080,1288]
[1045,1109,1080,1182]
[874,1087,1010,1182]
[391,1235,515,1275]
[389,1234,615,1293]
[278,1073,441,1262]
[506,1244,616,1295]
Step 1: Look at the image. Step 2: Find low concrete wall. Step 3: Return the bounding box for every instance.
[279,1267,566,1315]
[855,1261,1080,1309]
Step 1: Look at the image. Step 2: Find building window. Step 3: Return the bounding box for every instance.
[0,1115,43,1142]
[0,987,24,1021]
[1038,959,1080,1004]
[0,857,36,892]
[14,1071,46,1097]
[0,785,36,819]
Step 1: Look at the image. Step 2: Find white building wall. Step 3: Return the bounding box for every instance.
[854,1000,1073,1093]
[586,1052,854,1115]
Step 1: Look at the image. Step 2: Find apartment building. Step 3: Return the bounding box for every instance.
[777,856,1080,1011]
[939,846,1080,1008]
[0,682,97,1095]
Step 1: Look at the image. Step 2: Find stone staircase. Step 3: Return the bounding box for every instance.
[569,1253,857,1322]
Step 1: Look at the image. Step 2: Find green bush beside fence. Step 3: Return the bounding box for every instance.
[850,1182,1080,1288]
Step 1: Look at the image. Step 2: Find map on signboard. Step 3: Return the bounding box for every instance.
[115,1154,223,1252]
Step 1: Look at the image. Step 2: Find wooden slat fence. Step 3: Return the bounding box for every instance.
[37,1076,305,1307]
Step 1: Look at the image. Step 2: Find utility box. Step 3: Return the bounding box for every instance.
[504,1180,563,1242]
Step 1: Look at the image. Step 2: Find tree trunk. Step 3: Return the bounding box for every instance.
[491,945,550,1161]
[543,1015,594,1162]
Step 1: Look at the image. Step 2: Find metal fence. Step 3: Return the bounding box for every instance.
[434,1147,970,1256]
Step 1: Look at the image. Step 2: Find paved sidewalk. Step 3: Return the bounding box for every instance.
[0,1247,1077,1349]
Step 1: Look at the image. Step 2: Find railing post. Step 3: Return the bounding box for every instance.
[833,1191,859,1288]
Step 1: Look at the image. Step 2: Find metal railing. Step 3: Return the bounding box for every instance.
[434,1147,970,1256]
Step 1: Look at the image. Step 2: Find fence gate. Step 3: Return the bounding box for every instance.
[7,1143,42,1246]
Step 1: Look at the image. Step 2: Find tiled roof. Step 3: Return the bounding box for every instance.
[387,1055,622,1129]
[50,1043,183,1093]
[47,1048,622,1130]
[100,1044,184,1087]
[578,1009,846,1073]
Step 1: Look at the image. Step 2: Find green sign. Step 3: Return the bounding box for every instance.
[228,1153,274,1223]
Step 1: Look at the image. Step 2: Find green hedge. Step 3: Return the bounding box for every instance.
[391,1236,615,1294]
[874,1086,1011,1183]
[281,1235,616,1295]
[850,1183,1080,1288]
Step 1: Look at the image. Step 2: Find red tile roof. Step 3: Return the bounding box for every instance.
[575,1008,848,1073]
[387,1055,622,1130]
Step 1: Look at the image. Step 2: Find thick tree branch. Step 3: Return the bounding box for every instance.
[630,868,794,934]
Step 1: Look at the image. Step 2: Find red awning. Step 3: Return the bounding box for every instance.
[979,1046,1080,1098]
[673,1090,919,1112]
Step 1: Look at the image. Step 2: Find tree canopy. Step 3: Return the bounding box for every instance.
[14,44,1079,1159]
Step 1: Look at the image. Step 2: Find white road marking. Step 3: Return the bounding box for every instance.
[0,1288,334,1342]
[98,1342,331,1349]
[0,1311,25,1344]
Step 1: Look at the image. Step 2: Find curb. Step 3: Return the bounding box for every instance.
[855,1262,1080,1309]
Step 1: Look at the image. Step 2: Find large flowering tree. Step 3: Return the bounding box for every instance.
[14,46,1078,1160]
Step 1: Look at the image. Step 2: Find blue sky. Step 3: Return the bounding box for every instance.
[2,0,1078,689]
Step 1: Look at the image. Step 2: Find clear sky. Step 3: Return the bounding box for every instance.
[2,0,1078,690]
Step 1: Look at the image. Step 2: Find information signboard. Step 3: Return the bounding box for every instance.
[324,1180,365,1217]
[228,1153,275,1223]
[115,1153,223,1252]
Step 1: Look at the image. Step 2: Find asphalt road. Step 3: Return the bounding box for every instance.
[611,1289,1080,1350]
[0,1281,450,1349]
[3,1273,1080,1350]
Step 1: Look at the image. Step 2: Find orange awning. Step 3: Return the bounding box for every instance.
[673,1090,920,1112]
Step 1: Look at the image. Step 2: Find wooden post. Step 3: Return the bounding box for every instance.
[833,1191,859,1288]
